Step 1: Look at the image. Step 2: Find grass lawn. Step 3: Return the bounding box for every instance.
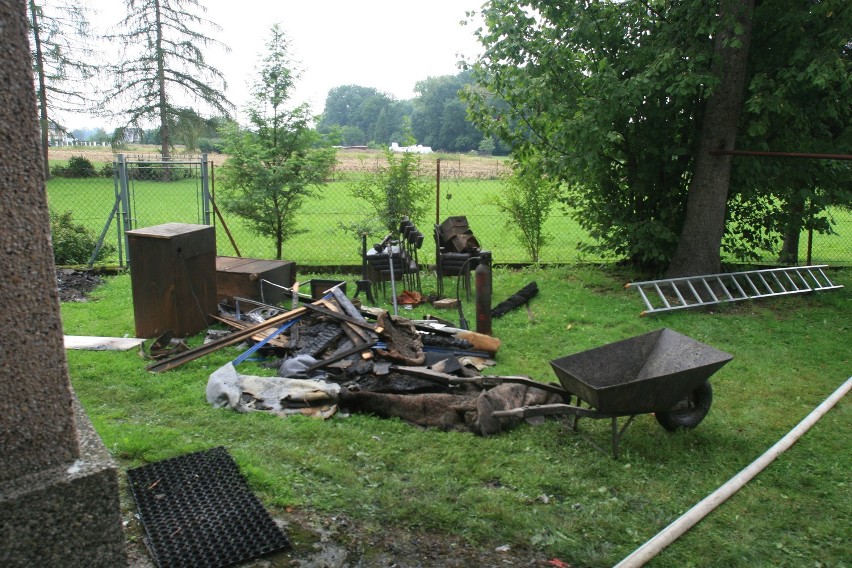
[61,265,851,567]
[47,171,851,267]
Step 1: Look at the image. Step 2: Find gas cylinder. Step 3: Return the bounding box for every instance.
[475,250,492,335]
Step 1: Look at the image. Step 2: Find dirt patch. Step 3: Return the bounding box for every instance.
[124,507,560,567]
[56,268,103,302]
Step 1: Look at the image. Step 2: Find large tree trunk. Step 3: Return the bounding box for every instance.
[778,194,805,265]
[666,0,755,277]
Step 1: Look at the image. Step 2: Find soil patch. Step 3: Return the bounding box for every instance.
[56,268,102,302]
[124,507,559,567]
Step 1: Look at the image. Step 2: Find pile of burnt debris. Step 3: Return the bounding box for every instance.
[147,283,558,435]
[56,268,103,302]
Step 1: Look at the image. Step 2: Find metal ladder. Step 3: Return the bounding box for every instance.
[626,265,843,316]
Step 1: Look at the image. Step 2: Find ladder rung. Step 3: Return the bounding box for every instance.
[715,277,734,301]
[653,283,671,309]
[757,273,774,294]
[702,279,719,303]
[743,274,761,296]
[729,275,748,299]
[686,280,705,304]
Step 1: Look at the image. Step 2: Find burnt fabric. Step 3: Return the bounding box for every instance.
[374,311,425,366]
[339,383,563,435]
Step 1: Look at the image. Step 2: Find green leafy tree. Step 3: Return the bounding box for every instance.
[495,158,562,262]
[666,0,755,276]
[725,0,852,265]
[412,71,482,152]
[465,0,848,274]
[349,120,432,235]
[27,0,98,178]
[106,0,233,160]
[219,25,336,260]
[318,85,407,145]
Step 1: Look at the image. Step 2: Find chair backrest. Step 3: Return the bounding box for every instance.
[438,216,480,254]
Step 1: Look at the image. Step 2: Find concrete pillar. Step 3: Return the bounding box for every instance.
[0,2,127,566]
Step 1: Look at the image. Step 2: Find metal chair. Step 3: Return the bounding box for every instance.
[434,216,481,299]
[363,218,423,300]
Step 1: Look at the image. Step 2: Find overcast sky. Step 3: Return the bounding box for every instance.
[62,0,485,130]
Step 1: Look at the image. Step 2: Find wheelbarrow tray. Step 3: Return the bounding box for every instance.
[550,328,732,415]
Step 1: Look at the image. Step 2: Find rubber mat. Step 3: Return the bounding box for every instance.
[127,446,290,568]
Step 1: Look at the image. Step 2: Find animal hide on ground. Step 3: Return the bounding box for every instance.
[339,383,563,435]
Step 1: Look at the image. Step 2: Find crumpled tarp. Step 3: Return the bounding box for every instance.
[206,362,340,418]
[207,362,564,435]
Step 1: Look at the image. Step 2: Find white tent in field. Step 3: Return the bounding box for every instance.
[389,142,433,154]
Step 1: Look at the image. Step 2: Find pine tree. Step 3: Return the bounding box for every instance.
[27,0,98,178]
[106,0,233,159]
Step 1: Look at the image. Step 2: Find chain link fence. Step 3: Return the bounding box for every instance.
[46,152,851,270]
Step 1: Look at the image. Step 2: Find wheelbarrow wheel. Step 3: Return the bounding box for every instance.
[655,381,713,431]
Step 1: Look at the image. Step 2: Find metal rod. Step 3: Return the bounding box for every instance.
[614,376,852,568]
[709,150,852,160]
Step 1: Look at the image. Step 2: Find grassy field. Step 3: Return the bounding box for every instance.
[46,174,851,269]
[61,265,851,566]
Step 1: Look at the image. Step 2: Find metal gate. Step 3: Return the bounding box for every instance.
[91,154,212,267]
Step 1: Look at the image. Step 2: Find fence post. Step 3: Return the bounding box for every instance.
[436,158,441,226]
[117,153,133,266]
[201,153,211,225]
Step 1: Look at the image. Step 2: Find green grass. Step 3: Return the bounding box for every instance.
[46,151,852,267]
[62,265,851,567]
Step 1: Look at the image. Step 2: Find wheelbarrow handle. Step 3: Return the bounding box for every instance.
[492,403,619,420]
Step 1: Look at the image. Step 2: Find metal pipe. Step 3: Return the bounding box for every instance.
[709,150,852,160]
[614,376,852,568]
[436,158,441,226]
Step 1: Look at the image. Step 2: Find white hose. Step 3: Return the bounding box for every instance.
[614,376,852,568]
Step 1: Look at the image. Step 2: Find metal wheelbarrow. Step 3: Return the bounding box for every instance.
[492,329,733,457]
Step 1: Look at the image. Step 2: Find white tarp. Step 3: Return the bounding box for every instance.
[206,361,340,418]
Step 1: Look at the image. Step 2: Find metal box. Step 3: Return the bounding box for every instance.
[215,256,296,306]
[127,223,217,338]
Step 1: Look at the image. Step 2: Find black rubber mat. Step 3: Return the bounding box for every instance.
[127,446,290,568]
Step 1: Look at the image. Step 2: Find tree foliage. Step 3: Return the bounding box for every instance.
[348,120,432,235]
[27,0,98,178]
[465,0,850,273]
[494,158,563,262]
[317,85,410,146]
[218,25,336,260]
[317,73,498,153]
[106,0,233,159]
[726,0,852,265]
[411,71,486,153]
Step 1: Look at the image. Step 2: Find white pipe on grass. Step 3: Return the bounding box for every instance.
[614,376,852,568]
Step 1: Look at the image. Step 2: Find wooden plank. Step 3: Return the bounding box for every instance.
[318,299,373,360]
[147,305,309,372]
[209,315,290,348]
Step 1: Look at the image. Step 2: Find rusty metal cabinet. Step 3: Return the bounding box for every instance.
[127,223,217,338]
[215,256,296,306]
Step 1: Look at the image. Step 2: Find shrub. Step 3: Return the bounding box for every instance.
[99,163,115,178]
[494,158,563,262]
[49,210,116,265]
[348,120,431,234]
[51,155,98,178]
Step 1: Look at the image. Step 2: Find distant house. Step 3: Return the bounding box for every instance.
[122,127,144,144]
[389,142,433,154]
[47,120,74,146]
